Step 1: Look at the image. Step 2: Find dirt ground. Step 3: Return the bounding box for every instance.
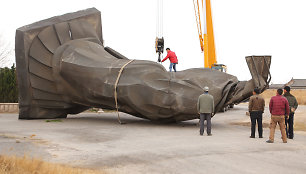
[235,89,306,132]
[231,103,306,132]
[261,89,306,105]
[0,104,306,174]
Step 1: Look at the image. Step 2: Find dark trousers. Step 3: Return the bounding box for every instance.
[285,112,294,139]
[200,113,211,135]
[250,111,263,137]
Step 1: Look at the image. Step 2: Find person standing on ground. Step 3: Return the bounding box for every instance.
[266,88,290,143]
[283,86,298,139]
[248,88,265,138]
[161,48,178,72]
[197,86,214,136]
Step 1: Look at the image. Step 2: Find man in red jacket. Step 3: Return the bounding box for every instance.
[267,88,290,143]
[161,48,178,72]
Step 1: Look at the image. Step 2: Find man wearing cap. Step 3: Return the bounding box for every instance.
[197,86,214,136]
[283,86,298,139]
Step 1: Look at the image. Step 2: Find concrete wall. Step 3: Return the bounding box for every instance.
[0,103,19,113]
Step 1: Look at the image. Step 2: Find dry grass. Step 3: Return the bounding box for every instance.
[232,109,306,132]
[261,89,306,105]
[0,155,106,174]
[295,122,306,132]
[232,119,306,132]
[231,121,270,128]
[294,109,306,132]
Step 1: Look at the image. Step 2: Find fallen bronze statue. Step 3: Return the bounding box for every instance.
[15,8,271,122]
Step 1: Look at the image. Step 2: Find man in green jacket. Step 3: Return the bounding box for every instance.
[283,86,298,139]
[197,86,214,136]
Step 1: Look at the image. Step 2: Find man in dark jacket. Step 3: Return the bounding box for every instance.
[248,88,265,138]
[267,89,290,143]
[283,86,298,139]
[161,48,178,72]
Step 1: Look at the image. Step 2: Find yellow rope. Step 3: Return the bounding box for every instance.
[114,59,134,124]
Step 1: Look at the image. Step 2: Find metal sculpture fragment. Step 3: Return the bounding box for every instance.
[15,8,271,122]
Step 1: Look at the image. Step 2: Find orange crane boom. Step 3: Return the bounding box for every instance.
[193,0,217,68]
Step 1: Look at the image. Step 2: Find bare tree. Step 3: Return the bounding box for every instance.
[0,34,13,67]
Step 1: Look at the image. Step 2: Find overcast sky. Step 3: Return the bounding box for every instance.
[0,0,305,84]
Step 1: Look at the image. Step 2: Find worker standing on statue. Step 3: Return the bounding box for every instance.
[161,48,178,72]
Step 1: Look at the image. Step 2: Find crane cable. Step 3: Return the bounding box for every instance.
[193,0,205,52]
[155,0,164,62]
[156,0,163,38]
